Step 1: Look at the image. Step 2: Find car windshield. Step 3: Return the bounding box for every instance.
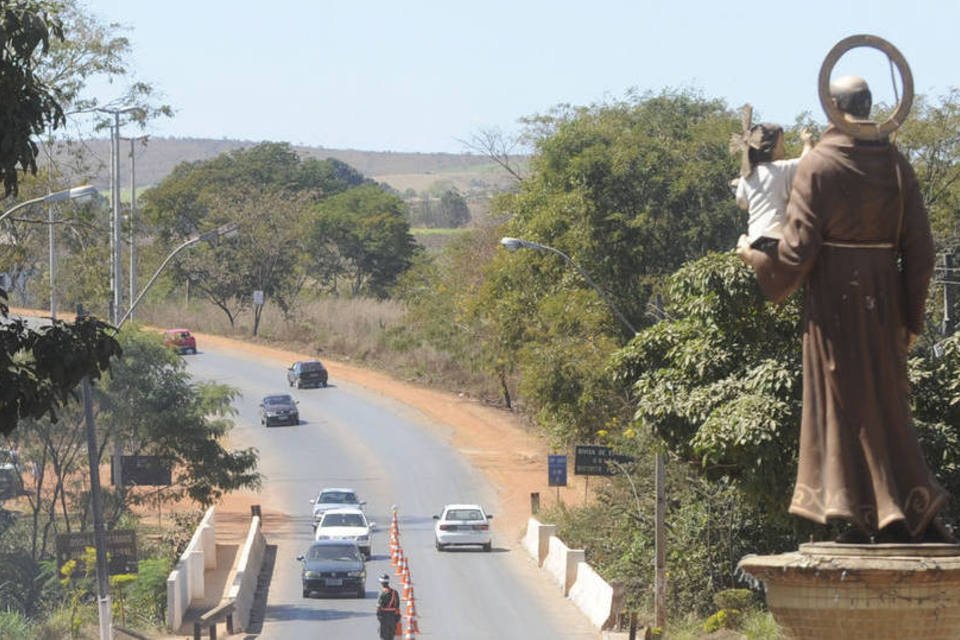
[319,491,357,504]
[446,509,484,521]
[307,544,360,561]
[300,362,325,372]
[264,395,292,405]
[322,513,365,527]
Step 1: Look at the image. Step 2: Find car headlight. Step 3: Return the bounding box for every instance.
[304,571,321,579]
[347,570,364,577]
[357,535,369,542]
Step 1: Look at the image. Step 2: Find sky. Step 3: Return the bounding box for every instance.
[77,0,960,154]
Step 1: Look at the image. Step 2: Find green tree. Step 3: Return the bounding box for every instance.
[0,0,65,196]
[306,184,419,297]
[469,89,741,443]
[437,189,470,227]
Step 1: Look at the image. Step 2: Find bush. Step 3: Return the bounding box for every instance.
[713,588,756,612]
[703,608,742,632]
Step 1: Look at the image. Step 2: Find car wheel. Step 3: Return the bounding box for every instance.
[291,414,299,425]
[296,379,303,389]
[356,585,365,598]
[303,588,310,598]
[190,347,197,355]
[435,539,445,551]
[322,381,328,388]
[482,542,492,552]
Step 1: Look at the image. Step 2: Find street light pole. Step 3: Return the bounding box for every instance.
[96,107,138,324]
[500,235,666,628]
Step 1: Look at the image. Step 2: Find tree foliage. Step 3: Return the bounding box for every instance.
[307,184,419,298]
[0,0,65,196]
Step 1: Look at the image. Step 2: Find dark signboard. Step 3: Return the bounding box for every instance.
[574,445,635,476]
[56,529,138,575]
[113,455,172,486]
[548,455,568,487]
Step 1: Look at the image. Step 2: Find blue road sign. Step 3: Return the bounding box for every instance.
[548,454,568,487]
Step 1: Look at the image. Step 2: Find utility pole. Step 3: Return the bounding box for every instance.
[121,136,148,322]
[943,252,957,336]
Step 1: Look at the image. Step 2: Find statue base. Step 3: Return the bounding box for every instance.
[738,542,960,639]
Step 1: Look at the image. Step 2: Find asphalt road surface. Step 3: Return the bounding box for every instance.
[186,342,599,639]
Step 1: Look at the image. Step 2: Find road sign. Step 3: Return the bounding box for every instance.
[574,444,635,476]
[56,529,138,575]
[253,290,264,305]
[548,455,568,487]
[117,455,172,486]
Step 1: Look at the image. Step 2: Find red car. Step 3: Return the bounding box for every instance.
[163,329,197,355]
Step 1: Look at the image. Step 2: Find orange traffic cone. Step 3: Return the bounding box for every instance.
[402,579,414,600]
[400,557,410,585]
[405,598,420,634]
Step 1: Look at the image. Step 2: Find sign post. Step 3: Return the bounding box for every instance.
[548,454,567,504]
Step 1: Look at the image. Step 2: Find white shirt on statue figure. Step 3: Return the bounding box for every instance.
[735,157,803,244]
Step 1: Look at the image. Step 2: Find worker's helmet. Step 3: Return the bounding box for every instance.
[379,573,390,584]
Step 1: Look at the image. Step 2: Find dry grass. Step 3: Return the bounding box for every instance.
[136,296,506,403]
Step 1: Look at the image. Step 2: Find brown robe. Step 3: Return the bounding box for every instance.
[745,126,946,536]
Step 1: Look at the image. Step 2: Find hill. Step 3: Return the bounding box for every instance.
[50,137,520,198]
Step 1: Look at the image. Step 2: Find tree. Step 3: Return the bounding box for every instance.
[469,89,742,442]
[0,0,65,196]
[306,184,419,298]
[437,189,470,227]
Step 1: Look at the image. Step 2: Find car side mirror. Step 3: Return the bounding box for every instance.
[369,523,377,531]
[359,501,366,506]
[296,555,304,562]
[311,522,317,530]
[309,499,316,504]
[432,515,440,520]
[487,514,494,519]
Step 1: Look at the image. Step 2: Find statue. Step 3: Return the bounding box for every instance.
[736,35,951,543]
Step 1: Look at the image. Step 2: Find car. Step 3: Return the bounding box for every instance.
[163,328,197,354]
[297,539,366,598]
[310,488,365,521]
[287,360,328,389]
[433,503,493,552]
[259,394,299,426]
[314,507,376,558]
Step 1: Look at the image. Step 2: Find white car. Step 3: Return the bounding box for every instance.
[310,488,365,521]
[433,504,493,552]
[314,508,376,558]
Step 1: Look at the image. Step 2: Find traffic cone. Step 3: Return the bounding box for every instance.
[400,557,410,585]
[402,578,414,600]
[405,597,420,634]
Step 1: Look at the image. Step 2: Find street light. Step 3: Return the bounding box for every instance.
[499,235,666,628]
[500,237,638,335]
[116,222,239,328]
[0,184,97,224]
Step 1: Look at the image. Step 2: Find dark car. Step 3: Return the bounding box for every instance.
[259,394,299,426]
[287,360,328,389]
[297,540,366,598]
[163,328,197,355]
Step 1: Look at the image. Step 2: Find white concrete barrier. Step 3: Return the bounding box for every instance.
[166,506,216,630]
[522,518,556,567]
[569,561,624,628]
[226,515,266,631]
[542,535,585,595]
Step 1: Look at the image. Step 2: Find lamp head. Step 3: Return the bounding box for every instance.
[500,237,524,251]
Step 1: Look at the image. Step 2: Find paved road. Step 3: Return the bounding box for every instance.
[186,342,599,639]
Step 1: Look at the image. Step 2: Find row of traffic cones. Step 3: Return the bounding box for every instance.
[389,506,420,638]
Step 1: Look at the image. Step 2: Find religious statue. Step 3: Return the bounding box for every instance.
[736,35,952,543]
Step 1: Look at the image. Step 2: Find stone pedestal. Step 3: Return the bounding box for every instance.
[738,542,960,640]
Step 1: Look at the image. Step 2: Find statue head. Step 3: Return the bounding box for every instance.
[829,76,872,119]
[747,123,785,166]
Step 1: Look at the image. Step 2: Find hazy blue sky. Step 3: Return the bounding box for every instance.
[79,0,958,153]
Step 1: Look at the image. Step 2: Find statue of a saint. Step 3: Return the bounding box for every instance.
[737,75,951,543]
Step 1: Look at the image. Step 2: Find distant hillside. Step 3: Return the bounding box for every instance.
[48,137,520,196]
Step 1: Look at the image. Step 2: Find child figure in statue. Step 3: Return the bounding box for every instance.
[731,120,814,250]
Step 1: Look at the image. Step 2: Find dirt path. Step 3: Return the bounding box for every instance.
[199,331,588,542]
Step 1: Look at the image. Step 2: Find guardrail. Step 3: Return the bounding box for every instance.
[193,600,236,640]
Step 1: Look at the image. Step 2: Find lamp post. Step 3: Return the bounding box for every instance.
[116,223,239,328]
[500,235,666,628]
[96,106,139,324]
[120,136,149,322]
[0,185,97,318]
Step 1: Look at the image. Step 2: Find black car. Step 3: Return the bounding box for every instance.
[287,360,329,389]
[297,540,366,598]
[259,394,299,426]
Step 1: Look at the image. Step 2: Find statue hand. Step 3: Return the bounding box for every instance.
[735,235,752,263]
